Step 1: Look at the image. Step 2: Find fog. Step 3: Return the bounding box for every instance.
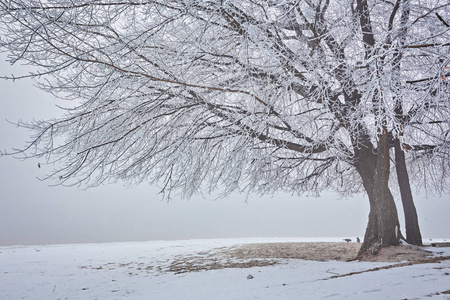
[0,58,448,246]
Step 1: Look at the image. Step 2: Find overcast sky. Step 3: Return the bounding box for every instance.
[0,55,449,246]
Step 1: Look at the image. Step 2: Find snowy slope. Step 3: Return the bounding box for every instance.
[1,238,449,299]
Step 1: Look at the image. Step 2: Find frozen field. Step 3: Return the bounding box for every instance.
[1,237,449,299]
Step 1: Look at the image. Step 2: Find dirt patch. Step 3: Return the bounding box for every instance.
[217,242,434,264]
[220,242,361,262]
[96,242,439,274]
[164,242,359,274]
[358,244,432,262]
[165,242,435,274]
[167,258,279,274]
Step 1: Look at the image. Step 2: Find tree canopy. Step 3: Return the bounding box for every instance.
[1,0,449,253]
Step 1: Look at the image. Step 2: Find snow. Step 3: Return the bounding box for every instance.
[1,238,449,299]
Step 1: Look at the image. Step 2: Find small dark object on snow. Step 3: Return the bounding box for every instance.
[343,238,352,243]
[247,274,254,280]
[357,237,361,243]
[430,242,450,247]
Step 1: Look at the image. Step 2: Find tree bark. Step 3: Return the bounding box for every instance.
[394,138,423,245]
[355,134,400,256]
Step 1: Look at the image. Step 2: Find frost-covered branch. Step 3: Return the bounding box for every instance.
[0,0,448,197]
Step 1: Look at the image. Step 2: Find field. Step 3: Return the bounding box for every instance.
[1,237,449,299]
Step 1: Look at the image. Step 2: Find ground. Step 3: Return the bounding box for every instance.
[162,241,434,273]
[1,238,449,299]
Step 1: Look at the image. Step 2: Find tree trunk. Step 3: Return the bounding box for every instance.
[359,176,401,255]
[355,134,400,256]
[394,138,423,245]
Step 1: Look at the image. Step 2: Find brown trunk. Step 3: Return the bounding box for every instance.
[355,133,400,256]
[394,138,423,245]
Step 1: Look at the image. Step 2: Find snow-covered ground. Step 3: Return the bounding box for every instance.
[1,238,449,299]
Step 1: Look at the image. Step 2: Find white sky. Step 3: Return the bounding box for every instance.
[0,56,449,246]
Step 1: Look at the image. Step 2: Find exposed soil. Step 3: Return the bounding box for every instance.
[357,243,432,262]
[221,242,361,262]
[84,242,441,275]
[165,242,435,274]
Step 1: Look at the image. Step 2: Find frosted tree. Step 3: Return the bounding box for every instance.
[0,0,448,255]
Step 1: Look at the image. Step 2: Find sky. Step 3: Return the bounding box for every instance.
[0,55,449,246]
